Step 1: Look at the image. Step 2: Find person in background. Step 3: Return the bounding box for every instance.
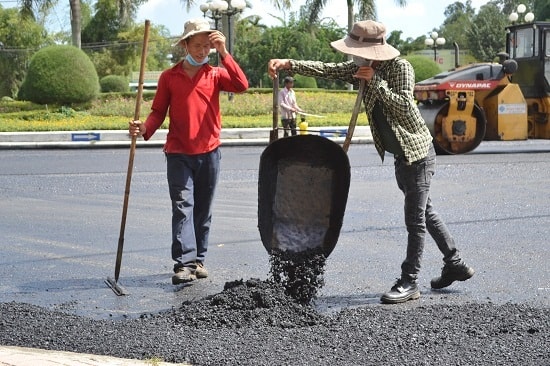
[267,20,474,304]
[129,18,248,285]
[278,76,303,137]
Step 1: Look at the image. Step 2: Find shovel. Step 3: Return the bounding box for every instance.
[258,74,357,258]
[258,134,350,257]
[258,72,369,257]
[105,19,151,296]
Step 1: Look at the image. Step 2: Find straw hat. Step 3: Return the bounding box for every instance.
[330,20,400,61]
[173,18,215,46]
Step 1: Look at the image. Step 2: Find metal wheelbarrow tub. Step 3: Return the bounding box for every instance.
[258,135,351,257]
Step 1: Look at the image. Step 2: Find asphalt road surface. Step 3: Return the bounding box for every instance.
[1,139,549,320]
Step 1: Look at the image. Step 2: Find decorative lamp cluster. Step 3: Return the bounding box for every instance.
[509,3,535,23]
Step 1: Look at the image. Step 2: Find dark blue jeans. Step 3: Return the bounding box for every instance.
[166,148,220,270]
[394,145,461,281]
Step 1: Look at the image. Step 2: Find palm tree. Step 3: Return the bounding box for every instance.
[19,0,140,48]
[305,0,407,32]
[19,0,81,47]
[69,0,81,48]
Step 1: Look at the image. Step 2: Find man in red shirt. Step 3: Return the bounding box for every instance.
[130,18,248,285]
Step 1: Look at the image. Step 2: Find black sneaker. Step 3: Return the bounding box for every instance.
[172,266,196,285]
[380,278,420,304]
[431,262,475,289]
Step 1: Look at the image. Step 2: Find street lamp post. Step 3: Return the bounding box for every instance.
[200,0,246,57]
[509,3,535,24]
[424,31,446,62]
[200,0,246,101]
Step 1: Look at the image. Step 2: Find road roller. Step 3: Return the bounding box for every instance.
[414,21,550,154]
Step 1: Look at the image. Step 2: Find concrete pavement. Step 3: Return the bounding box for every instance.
[0,345,188,366]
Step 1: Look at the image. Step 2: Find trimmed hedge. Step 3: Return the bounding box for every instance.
[100,75,129,93]
[404,55,443,83]
[18,45,100,104]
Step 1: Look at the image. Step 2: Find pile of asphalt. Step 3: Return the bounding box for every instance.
[1,283,548,365]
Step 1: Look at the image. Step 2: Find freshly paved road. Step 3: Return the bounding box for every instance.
[1,139,549,322]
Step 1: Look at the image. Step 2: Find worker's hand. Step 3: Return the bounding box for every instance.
[353,66,376,81]
[209,31,228,58]
[129,120,146,137]
[268,59,291,79]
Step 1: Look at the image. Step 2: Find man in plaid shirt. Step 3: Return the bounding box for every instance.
[268,20,474,304]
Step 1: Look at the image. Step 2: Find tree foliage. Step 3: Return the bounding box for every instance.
[0,6,51,98]
[439,0,476,51]
[82,0,123,43]
[468,1,509,61]
[534,0,550,21]
[81,0,172,79]
[234,15,347,88]
[3,0,548,100]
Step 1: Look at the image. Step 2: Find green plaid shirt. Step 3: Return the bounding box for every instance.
[289,58,432,163]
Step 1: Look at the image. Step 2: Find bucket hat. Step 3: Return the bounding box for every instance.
[173,18,215,46]
[330,20,400,61]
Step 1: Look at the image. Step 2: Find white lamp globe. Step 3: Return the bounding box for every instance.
[524,12,535,22]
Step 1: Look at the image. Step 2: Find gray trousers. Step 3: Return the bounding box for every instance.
[394,145,461,281]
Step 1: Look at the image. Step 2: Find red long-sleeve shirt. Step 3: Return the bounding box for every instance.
[142,54,248,154]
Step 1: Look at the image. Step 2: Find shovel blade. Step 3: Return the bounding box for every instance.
[258,135,350,257]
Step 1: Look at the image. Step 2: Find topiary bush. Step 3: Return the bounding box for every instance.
[100,75,129,93]
[18,45,100,104]
[404,55,443,83]
[293,75,317,88]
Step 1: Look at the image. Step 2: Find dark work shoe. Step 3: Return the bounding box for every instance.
[195,262,208,279]
[431,262,475,289]
[172,266,196,285]
[380,278,420,304]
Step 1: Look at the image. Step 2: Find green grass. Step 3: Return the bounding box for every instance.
[0,90,368,132]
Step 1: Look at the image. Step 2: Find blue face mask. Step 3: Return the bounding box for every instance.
[185,54,209,66]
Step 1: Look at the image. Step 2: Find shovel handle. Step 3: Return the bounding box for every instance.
[342,80,365,153]
[270,76,279,143]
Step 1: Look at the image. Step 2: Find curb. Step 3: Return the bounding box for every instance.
[0,127,372,149]
[0,345,187,366]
